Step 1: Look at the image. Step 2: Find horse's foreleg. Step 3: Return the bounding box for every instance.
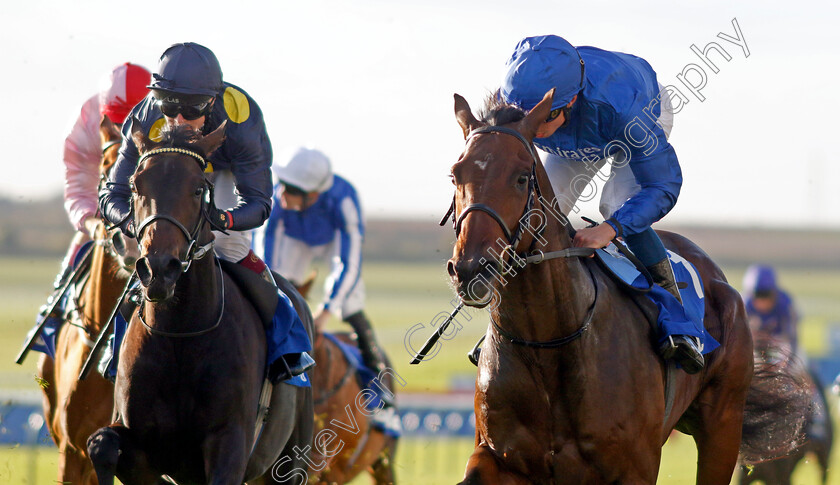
[202,425,249,484]
[371,435,398,485]
[87,425,159,485]
[460,445,530,485]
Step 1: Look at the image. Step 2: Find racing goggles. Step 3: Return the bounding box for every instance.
[157,99,213,120]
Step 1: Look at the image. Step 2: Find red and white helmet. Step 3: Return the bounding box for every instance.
[99,62,152,124]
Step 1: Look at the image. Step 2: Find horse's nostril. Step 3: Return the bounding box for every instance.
[136,257,152,286]
[447,260,457,278]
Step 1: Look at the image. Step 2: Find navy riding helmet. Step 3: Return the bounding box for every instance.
[148,42,223,101]
[501,35,585,112]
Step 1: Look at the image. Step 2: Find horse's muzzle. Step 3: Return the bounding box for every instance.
[447,257,500,308]
[135,254,182,301]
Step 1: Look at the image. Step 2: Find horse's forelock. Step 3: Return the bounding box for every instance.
[478,92,527,127]
[156,124,208,159]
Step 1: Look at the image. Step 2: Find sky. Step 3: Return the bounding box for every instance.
[2,0,839,229]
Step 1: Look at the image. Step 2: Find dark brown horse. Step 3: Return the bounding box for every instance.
[446,90,806,484]
[37,114,133,484]
[86,123,314,484]
[739,335,832,485]
[295,276,399,484]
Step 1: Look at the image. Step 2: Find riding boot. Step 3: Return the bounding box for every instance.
[345,311,389,372]
[649,258,704,374]
[647,258,682,304]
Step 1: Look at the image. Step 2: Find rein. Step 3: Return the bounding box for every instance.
[312,340,356,407]
[446,125,595,349]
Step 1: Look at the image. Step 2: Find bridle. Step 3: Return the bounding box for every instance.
[133,147,216,273]
[441,124,597,349]
[132,146,225,338]
[442,126,550,257]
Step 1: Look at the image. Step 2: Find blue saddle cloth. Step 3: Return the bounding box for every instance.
[596,243,720,355]
[28,313,62,359]
[26,241,95,360]
[322,332,402,437]
[103,286,312,387]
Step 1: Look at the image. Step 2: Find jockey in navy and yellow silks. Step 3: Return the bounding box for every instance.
[100,43,272,243]
[99,42,313,381]
[501,35,703,373]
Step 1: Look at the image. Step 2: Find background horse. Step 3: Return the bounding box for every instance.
[738,334,833,485]
[86,123,313,484]
[296,276,398,484]
[37,115,133,484]
[447,91,810,484]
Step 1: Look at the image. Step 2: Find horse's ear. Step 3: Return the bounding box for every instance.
[100,115,120,140]
[196,120,227,156]
[454,94,481,139]
[517,88,555,140]
[130,118,153,153]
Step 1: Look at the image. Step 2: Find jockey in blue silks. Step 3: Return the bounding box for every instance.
[742,265,799,352]
[99,42,313,380]
[500,35,704,373]
[254,148,391,379]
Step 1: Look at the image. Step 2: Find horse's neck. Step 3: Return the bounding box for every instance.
[81,242,128,333]
[494,216,594,342]
[145,256,220,327]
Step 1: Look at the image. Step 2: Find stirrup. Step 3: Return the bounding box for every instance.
[659,335,704,374]
[269,352,315,383]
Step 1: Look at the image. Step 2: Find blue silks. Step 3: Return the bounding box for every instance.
[596,243,720,355]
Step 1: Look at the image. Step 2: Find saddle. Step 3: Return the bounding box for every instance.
[217,259,278,328]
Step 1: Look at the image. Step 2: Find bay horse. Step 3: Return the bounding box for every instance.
[309,331,398,483]
[37,114,134,484]
[295,275,399,484]
[86,122,314,484]
[447,90,807,484]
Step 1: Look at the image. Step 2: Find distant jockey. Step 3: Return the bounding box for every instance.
[254,147,391,377]
[742,264,800,353]
[60,63,151,281]
[45,63,151,305]
[500,35,704,373]
[99,42,312,380]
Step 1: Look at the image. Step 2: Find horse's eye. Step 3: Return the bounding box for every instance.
[516,174,529,186]
[129,182,137,193]
[449,174,456,185]
[194,187,204,197]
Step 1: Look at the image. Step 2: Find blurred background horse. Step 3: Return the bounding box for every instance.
[36,115,135,484]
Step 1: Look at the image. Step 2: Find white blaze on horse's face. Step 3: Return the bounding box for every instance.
[474,153,493,171]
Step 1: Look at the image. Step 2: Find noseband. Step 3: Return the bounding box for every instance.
[442,126,546,253]
[134,147,215,273]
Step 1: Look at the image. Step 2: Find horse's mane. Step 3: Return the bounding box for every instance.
[478,91,527,126]
[155,124,209,159]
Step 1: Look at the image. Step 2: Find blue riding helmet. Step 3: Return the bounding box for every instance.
[148,42,223,98]
[501,35,585,112]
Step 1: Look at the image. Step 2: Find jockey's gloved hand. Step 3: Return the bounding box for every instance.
[207,204,232,234]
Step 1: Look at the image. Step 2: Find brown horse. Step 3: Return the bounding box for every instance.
[446,90,806,484]
[294,275,399,484]
[738,335,832,485]
[86,122,314,484]
[36,114,133,484]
